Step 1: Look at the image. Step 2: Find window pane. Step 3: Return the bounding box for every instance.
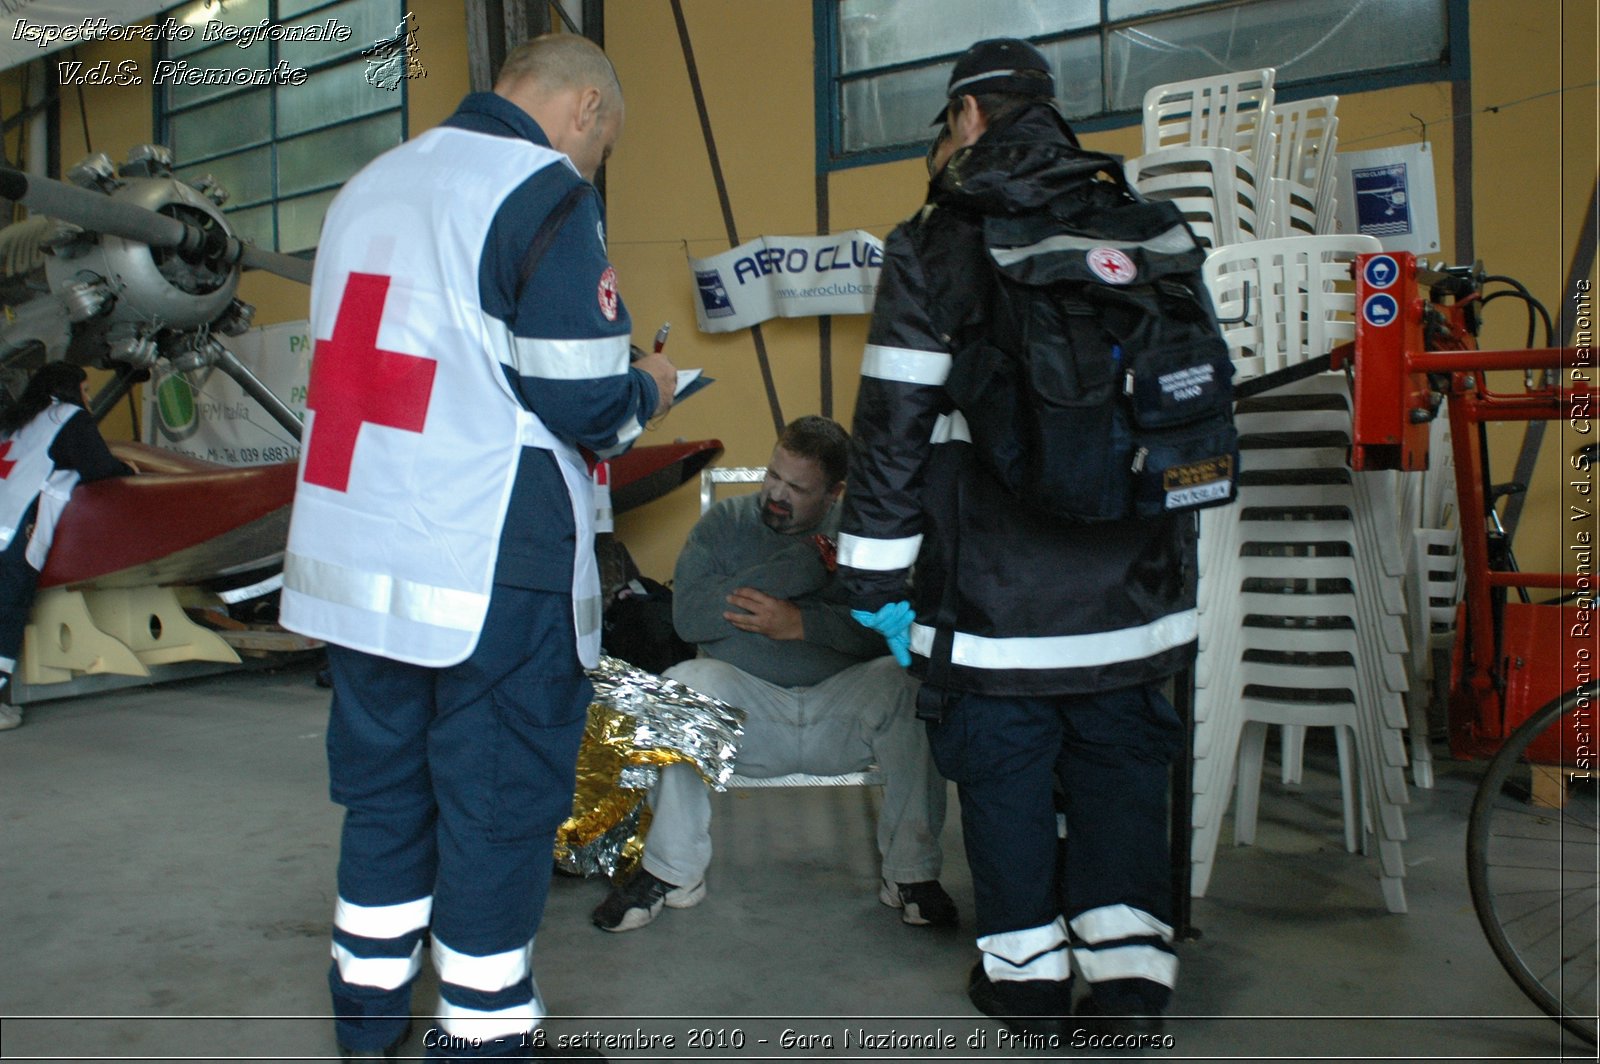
[281,0,401,70]
[224,202,274,250]
[164,43,271,110]
[277,113,400,197]
[1107,0,1447,111]
[841,32,1101,151]
[1109,0,1215,19]
[170,92,271,162]
[277,59,394,137]
[168,0,271,57]
[278,188,339,253]
[175,146,274,208]
[279,0,341,17]
[838,0,1096,73]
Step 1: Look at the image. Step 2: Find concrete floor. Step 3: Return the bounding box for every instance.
[0,659,1590,1062]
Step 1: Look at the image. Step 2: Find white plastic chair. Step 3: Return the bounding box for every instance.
[1142,69,1276,167]
[1126,146,1259,248]
[698,466,885,790]
[1264,97,1339,193]
[1202,234,1382,380]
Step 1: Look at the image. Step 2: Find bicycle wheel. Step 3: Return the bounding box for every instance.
[1467,684,1599,1045]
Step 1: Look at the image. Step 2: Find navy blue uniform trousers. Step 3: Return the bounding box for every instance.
[325,586,589,1058]
[0,501,40,685]
[928,682,1183,1012]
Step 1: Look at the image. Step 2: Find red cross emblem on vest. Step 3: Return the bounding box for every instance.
[303,272,437,492]
[0,441,14,479]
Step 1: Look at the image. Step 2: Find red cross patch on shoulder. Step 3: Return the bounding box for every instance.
[597,266,619,321]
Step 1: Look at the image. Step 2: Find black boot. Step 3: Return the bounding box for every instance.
[966,961,1071,1040]
[339,1021,410,1062]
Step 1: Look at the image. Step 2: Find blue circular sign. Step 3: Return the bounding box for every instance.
[1363,255,1399,290]
[1362,292,1400,328]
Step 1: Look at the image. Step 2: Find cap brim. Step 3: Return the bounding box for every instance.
[930,100,951,126]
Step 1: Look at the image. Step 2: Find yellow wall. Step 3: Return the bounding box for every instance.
[33,0,1599,584]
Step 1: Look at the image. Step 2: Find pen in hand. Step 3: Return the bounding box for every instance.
[653,322,671,353]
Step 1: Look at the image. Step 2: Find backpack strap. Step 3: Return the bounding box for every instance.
[513,183,592,305]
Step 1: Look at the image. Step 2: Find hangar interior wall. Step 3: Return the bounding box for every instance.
[16,0,1595,582]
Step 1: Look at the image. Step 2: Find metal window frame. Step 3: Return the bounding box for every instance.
[154,0,408,251]
[814,0,1469,173]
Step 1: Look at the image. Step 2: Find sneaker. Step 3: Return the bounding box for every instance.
[879,879,958,927]
[591,868,705,932]
[0,704,21,731]
[967,961,1070,1040]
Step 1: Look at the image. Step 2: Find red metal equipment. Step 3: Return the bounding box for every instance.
[1341,251,1594,762]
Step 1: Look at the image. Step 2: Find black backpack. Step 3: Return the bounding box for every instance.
[943,150,1238,522]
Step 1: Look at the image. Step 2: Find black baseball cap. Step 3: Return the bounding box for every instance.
[931,37,1055,125]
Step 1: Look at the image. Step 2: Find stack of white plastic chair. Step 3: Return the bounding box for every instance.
[1397,411,1463,788]
[1191,233,1411,914]
[1258,96,1341,238]
[1126,147,1259,249]
[1142,68,1277,166]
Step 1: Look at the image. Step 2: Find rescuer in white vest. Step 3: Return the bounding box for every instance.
[0,362,135,730]
[280,34,676,1062]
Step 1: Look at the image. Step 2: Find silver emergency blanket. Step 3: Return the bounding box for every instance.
[553,656,745,878]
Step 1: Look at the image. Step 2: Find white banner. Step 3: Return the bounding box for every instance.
[689,231,884,333]
[1333,143,1441,257]
[143,321,312,466]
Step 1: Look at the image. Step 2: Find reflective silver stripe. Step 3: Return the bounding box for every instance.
[949,68,1029,95]
[909,609,1197,670]
[435,996,541,1040]
[837,531,922,572]
[217,572,284,605]
[1072,942,1179,987]
[334,895,432,940]
[1070,904,1174,944]
[594,414,646,459]
[503,334,630,381]
[576,593,602,638]
[285,553,486,632]
[433,937,532,993]
[331,941,423,991]
[861,344,951,386]
[978,917,1070,983]
[930,410,971,444]
[990,225,1194,265]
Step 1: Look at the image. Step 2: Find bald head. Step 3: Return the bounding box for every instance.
[495,34,624,181]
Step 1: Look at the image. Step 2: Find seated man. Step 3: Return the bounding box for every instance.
[593,415,954,931]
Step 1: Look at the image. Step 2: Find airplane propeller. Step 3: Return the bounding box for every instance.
[0,165,313,285]
[0,147,314,438]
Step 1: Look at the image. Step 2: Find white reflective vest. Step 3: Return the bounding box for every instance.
[0,402,80,570]
[280,128,604,668]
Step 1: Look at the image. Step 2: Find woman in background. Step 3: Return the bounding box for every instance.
[0,362,135,729]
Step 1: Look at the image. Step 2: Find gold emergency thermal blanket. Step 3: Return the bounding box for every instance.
[554,656,744,877]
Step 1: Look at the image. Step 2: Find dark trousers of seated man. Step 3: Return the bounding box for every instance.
[642,655,946,891]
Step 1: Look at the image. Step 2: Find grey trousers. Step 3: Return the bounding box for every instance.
[641,655,947,888]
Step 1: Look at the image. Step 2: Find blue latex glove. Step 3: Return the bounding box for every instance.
[851,600,914,667]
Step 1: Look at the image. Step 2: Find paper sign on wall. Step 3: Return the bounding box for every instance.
[689,231,884,333]
[1333,142,1442,256]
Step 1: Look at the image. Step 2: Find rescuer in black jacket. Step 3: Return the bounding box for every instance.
[838,39,1196,1040]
